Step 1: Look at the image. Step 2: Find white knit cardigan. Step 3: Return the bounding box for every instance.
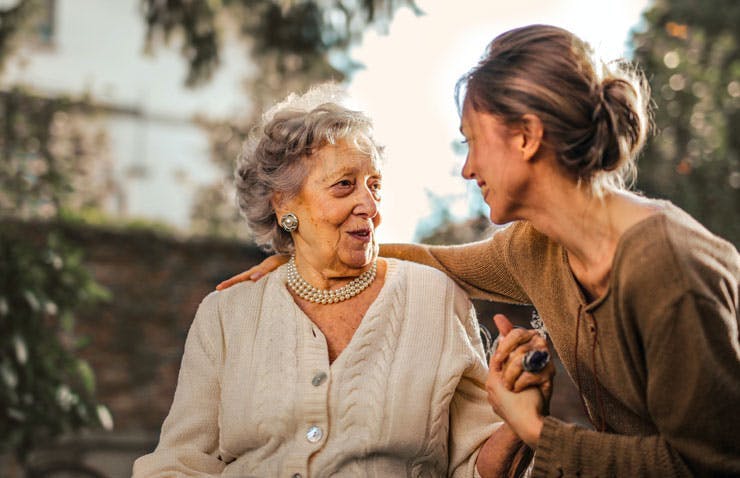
[133,259,500,477]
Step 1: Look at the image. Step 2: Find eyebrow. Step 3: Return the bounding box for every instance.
[321,167,382,182]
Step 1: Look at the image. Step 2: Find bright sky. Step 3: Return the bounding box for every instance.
[347,0,650,242]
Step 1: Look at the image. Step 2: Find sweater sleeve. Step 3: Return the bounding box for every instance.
[381,223,529,304]
[132,292,226,478]
[533,291,740,478]
[447,287,503,478]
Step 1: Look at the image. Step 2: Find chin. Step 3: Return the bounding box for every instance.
[341,249,376,270]
[488,209,512,226]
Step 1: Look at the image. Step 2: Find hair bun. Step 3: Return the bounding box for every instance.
[585,75,649,176]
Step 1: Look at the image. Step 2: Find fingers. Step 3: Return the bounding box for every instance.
[215,255,289,290]
[491,327,545,371]
[539,363,555,403]
[494,332,553,397]
[485,363,505,415]
[493,313,514,336]
[501,345,530,388]
[216,269,255,290]
[512,361,556,394]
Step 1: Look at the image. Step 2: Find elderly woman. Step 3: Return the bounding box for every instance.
[133,86,551,478]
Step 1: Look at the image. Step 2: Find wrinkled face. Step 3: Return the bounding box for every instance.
[460,100,528,224]
[280,140,382,274]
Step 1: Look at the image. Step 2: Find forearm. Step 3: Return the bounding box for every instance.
[476,423,526,478]
[381,238,530,304]
[532,417,695,478]
[380,243,436,265]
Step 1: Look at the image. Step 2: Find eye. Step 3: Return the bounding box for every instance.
[331,178,354,196]
[369,180,382,199]
[334,179,354,188]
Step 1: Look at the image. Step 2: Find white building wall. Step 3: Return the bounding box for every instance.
[2,0,253,229]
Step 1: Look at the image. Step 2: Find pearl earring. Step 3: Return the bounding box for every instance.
[280,213,299,232]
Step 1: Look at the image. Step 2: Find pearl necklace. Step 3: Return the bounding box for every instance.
[287,256,377,304]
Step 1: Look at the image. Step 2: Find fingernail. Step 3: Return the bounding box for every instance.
[252,272,263,280]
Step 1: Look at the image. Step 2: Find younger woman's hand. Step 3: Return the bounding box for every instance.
[216,254,289,290]
[486,360,545,449]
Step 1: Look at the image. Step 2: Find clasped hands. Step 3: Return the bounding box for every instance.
[488,313,555,449]
[216,258,555,449]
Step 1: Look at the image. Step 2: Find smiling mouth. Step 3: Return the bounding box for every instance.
[348,228,372,241]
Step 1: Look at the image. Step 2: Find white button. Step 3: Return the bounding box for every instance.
[311,372,327,386]
[306,425,323,443]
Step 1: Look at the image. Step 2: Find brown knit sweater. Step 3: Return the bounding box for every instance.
[383,202,740,477]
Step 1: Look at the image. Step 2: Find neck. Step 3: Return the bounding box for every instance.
[292,253,375,290]
[520,176,612,299]
[520,170,658,297]
[528,182,619,271]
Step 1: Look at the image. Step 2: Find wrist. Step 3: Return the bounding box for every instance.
[521,415,544,449]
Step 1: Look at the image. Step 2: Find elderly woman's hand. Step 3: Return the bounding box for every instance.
[490,314,554,401]
[216,254,289,290]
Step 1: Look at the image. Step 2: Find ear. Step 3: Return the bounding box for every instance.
[271,192,287,217]
[518,114,544,162]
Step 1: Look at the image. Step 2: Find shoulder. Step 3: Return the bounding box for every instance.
[496,220,559,267]
[395,257,456,283]
[211,274,272,307]
[391,258,476,324]
[614,202,739,318]
[393,259,468,298]
[475,220,549,251]
[196,271,277,327]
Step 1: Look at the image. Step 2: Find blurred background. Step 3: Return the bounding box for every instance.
[0,0,737,476]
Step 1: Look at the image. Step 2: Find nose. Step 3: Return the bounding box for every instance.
[353,184,379,218]
[461,154,475,180]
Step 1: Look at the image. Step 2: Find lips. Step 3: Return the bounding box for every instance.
[347,227,373,242]
[477,181,489,200]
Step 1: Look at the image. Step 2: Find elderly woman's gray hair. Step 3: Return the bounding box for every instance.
[235,86,383,253]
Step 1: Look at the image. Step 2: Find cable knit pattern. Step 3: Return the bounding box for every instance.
[133,259,500,478]
[328,281,405,477]
[413,284,458,475]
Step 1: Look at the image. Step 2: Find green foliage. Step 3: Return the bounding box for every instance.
[142,0,421,87]
[188,118,250,239]
[0,16,115,461]
[0,87,114,220]
[58,207,177,236]
[0,227,112,462]
[632,0,740,246]
[0,1,45,75]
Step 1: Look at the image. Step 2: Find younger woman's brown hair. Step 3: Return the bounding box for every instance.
[457,24,652,194]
